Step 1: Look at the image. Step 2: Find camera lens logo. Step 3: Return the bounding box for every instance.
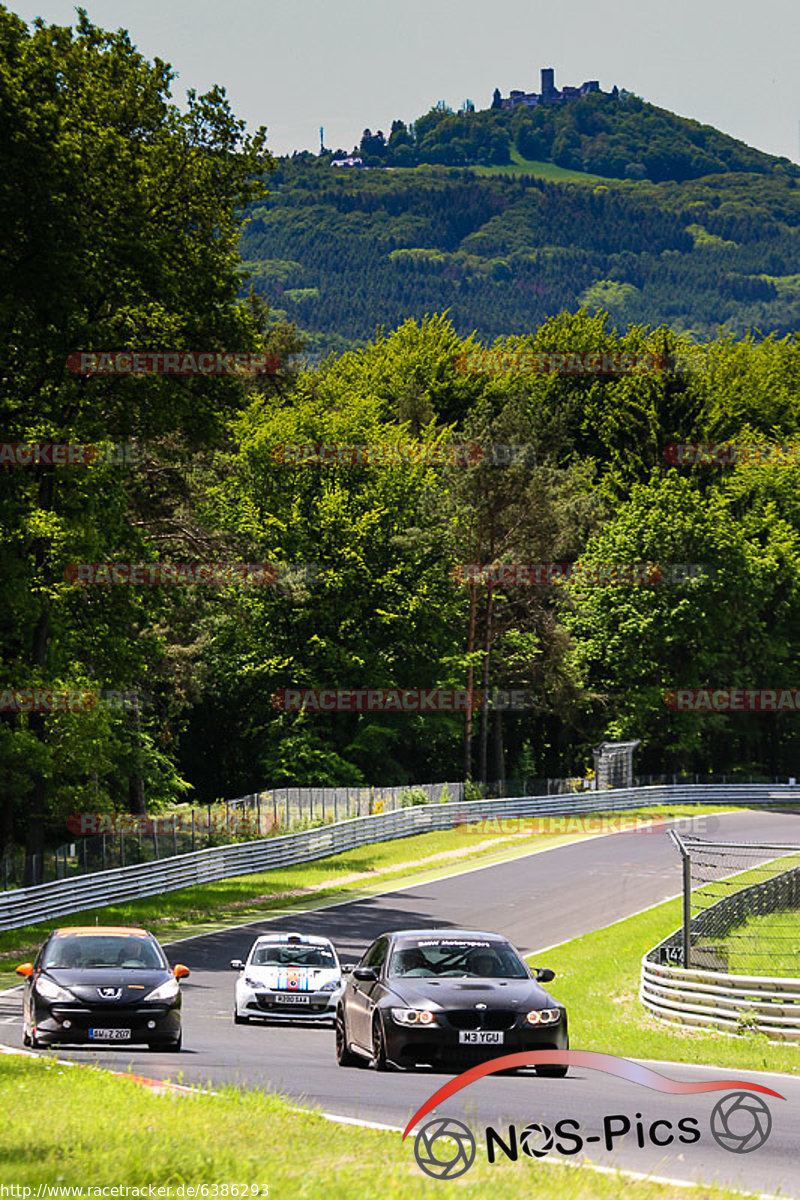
[414,1117,476,1179]
[710,1092,772,1153]
[519,1122,554,1158]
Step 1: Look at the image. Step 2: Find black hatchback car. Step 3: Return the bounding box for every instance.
[336,928,569,1074]
[17,926,190,1051]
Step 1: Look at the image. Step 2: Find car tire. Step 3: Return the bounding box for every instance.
[156,1034,182,1052]
[535,1064,569,1077]
[371,1013,391,1072]
[22,1026,31,1048]
[335,1010,362,1067]
[234,1011,250,1025]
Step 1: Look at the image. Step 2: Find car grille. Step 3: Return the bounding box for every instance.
[445,1009,518,1031]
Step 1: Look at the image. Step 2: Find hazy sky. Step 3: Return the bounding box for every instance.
[10,0,800,163]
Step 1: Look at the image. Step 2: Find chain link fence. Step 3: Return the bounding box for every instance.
[654,833,800,976]
[3,771,795,890]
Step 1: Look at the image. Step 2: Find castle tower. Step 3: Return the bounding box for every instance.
[541,67,555,97]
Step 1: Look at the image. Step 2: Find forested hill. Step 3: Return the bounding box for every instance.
[240,163,800,351]
[333,89,798,182]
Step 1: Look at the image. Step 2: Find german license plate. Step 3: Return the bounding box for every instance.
[458,1030,503,1044]
[89,1028,131,1040]
[276,993,310,1004]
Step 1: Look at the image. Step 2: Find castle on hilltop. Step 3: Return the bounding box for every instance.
[498,67,608,111]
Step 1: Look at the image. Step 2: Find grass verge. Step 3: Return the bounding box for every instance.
[0,805,740,986]
[531,896,800,1075]
[705,908,800,977]
[0,1053,762,1197]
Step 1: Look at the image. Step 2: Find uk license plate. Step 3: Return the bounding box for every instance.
[458,1030,503,1044]
[89,1028,131,1040]
[276,993,310,1004]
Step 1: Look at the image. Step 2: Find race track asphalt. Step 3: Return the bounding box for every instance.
[4,809,800,1195]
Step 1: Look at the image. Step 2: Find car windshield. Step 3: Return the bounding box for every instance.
[389,940,529,979]
[250,944,336,968]
[43,935,165,971]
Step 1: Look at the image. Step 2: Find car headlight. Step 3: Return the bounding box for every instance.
[391,1007,437,1026]
[244,976,265,989]
[318,981,339,992]
[144,977,180,1002]
[36,976,75,1003]
[526,1007,561,1025]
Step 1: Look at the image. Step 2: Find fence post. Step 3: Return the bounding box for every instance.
[669,830,691,969]
[191,809,196,852]
[682,848,693,969]
[101,836,107,872]
[173,815,178,856]
[120,833,125,868]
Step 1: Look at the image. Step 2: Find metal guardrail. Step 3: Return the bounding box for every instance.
[2,782,798,932]
[640,958,800,1041]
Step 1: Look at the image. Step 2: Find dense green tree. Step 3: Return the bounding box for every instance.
[0,7,269,873]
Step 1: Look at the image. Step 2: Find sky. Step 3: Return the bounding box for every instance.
[10,0,800,163]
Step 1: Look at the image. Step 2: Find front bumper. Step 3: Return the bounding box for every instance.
[383,1011,569,1068]
[237,987,340,1021]
[32,1001,181,1046]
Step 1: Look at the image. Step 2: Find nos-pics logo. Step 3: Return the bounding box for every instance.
[405,1051,783,1181]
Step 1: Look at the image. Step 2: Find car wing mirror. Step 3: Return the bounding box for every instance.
[230,959,245,971]
[173,964,191,979]
[535,967,555,983]
[341,963,354,974]
[15,963,33,977]
[353,966,378,982]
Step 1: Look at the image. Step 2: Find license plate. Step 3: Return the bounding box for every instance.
[458,1030,504,1044]
[89,1028,131,1040]
[275,993,310,1004]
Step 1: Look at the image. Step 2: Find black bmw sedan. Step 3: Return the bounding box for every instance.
[17,925,190,1051]
[336,928,568,1074]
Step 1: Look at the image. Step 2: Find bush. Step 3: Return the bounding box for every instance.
[399,787,430,807]
[463,780,487,803]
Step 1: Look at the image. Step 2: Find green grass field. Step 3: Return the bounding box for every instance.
[468,148,612,183]
[704,907,800,977]
[0,1053,763,1198]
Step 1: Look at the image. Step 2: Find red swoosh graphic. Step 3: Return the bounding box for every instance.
[402,1050,785,1138]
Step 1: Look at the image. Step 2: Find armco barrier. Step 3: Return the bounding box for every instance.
[640,957,800,1041]
[2,783,798,931]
